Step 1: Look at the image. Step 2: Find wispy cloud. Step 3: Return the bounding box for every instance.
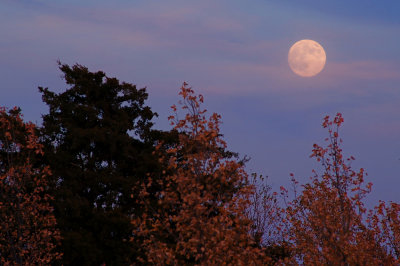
[2,1,400,110]
[326,61,400,80]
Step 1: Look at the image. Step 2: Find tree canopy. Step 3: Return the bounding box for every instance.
[133,83,273,264]
[0,63,398,265]
[0,107,61,264]
[39,63,167,265]
[279,113,400,264]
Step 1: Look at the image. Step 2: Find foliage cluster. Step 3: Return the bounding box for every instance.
[133,84,270,264]
[0,107,61,264]
[279,113,400,264]
[0,64,398,265]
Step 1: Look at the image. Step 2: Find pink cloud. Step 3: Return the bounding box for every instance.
[326,60,400,80]
[26,3,252,53]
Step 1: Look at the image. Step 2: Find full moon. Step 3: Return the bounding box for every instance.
[288,39,326,77]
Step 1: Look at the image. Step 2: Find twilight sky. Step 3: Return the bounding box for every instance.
[1,0,399,205]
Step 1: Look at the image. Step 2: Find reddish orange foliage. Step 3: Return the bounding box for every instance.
[0,107,61,264]
[133,84,270,265]
[368,201,400,262]
[280,113,399,265]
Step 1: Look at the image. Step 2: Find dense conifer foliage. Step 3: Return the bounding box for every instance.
[0,107,61,264]
[39,63,169,265]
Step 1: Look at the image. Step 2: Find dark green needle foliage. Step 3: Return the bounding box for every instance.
[39,63,170,265]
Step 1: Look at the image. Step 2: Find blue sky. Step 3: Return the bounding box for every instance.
[1,0,399,205]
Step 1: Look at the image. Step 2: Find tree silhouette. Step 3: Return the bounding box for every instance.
[39,63,168,265]
[33,63,399,264]
[244,173,289,263]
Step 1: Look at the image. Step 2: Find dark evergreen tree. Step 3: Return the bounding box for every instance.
[39,63,170,265]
